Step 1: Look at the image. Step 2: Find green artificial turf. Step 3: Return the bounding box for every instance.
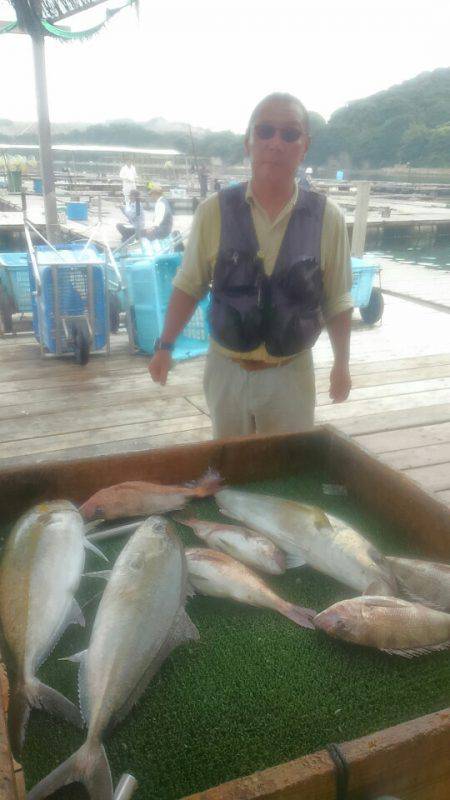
[3,469,450,799]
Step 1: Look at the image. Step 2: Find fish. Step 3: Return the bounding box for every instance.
[216,489,397,595]
[28,516,199,800]
[386,556,450,611]
[185,547,315,629]
[0,500,100,756]
[80,469,222,521]
[177,516,286,574]
[314,595,450,657]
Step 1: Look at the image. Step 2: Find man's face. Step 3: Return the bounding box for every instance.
[245,99,309,184]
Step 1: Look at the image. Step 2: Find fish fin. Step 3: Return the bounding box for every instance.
[84,518,105,532]
[29,679,83,729]
[394,577,447,611]
[7,682,30,758]
[191,468,222,497]
[84,538,109,561]
[186,581,197,598]
[382,641,450,658]
[27,742,113,800]
[280,602,316,630]
[83,570,112,580]
[170,608,200,646]
[59,648,87,664]
[285,551,307,569]
[66,598,85,628]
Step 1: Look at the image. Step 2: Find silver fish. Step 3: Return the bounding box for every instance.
[28,516,199,800]
[178,516,286,574]
[216,489,396,595]
[186,547,315,629]
[0,501,95,756]
[387,556,450,611]
[314,595,450,657]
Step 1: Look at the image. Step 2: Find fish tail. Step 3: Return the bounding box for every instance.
[28,741,113,800]
[191,469,223,497]
[7,681,30,758]
[280,602,317,630]
[28,678,83,729]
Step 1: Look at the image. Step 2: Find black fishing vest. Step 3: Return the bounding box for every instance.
[210,182,326,357]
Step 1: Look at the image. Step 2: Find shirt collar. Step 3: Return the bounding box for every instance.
[245,180,301,223]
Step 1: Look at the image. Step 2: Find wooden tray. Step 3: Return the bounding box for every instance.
[0,425,448,800]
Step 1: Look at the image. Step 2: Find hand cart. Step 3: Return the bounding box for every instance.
[351,256,384,325]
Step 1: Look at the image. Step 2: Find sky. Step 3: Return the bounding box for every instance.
[0,0,449,132]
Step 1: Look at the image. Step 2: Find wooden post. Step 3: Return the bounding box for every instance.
[30,10,59,244]
[351,180,371,258]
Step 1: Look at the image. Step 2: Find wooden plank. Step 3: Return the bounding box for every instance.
[338,404,450,437]
[0,661,24,800]
[378,442,450,470]
[0,397,201,443]
[317,388,450,421]
[0,414,211,460]
[182,709,450,800]
[354,422,450,453]
[316,377,450,406]
[2,426,213,469]
[403,463,450,493]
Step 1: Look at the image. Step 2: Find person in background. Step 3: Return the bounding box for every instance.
[146,185,173,240]
[149,92,353,438]
[116,189,146,241]
[119,159,138,204]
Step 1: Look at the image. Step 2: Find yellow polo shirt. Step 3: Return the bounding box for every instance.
[173,182,353,363]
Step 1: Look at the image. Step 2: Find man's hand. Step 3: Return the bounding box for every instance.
[329,363,351,403]
[148,350,172,386]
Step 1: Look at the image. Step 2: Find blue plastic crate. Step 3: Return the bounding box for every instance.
[351,257,379,308]
[0,252,32,312]
[66,201,89,221]
[30,245,107,354]
[125,253,210,360]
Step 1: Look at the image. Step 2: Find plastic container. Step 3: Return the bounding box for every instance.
[124,253,210,360]
[33,178,43,194]
[29,244,107,354]
[335,170,344,181]
[7,170,22,193]
[0,252,32,312]
[66,201,89,222]
[351,257,379,308]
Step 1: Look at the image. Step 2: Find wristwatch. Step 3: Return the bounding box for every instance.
[154,337,174,352]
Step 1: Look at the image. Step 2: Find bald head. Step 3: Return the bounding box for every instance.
[246,93,310,139]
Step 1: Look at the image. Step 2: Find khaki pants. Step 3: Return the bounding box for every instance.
[203,349,316,439]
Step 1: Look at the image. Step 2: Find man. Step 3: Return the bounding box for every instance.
[149,93,353,438]
[116,189,146,241]
[119,159,137,204]
[146,185,173,240]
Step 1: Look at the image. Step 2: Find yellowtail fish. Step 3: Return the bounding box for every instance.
[216,489,397,595]
[28,517,198,800]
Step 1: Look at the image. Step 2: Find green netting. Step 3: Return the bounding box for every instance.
[3,470,447,800]
[3,0,136,39]
[41,0,135,39]
[0,20,18,33]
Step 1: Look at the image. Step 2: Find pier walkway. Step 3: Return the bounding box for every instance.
[0,293,448,507]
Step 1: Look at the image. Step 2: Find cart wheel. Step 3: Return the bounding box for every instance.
[360,288,384,325]
[109,293,121,334]
[73,324,90,365]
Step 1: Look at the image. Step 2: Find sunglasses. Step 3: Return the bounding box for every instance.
[254,123,304,143]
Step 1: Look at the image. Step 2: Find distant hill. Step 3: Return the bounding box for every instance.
[308,67,450,168]
[2,69,449,167]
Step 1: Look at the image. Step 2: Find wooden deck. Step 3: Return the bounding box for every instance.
[0,292,449,506]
